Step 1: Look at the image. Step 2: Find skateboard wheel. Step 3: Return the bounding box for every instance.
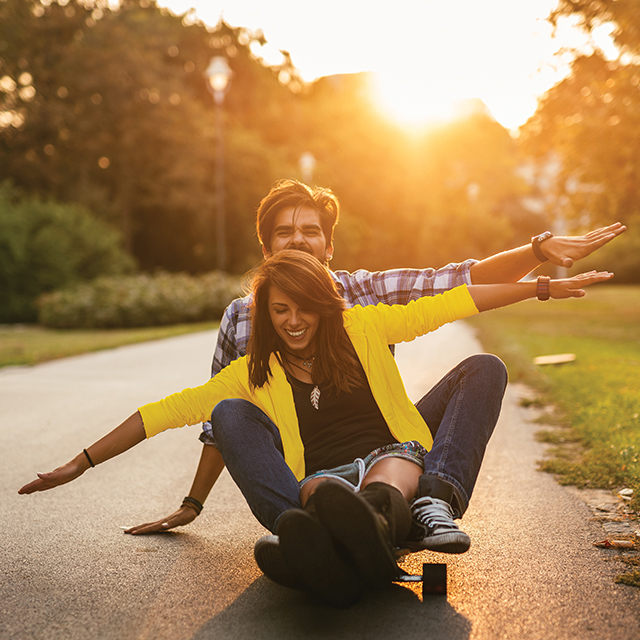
[422,563,447,597]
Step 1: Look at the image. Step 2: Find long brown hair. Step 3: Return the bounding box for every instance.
[248,250,365,392]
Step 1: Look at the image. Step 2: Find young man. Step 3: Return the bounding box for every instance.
[127,180,624,580]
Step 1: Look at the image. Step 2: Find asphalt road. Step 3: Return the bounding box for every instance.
[1,322,639,640]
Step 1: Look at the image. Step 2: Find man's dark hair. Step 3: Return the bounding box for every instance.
[256,179,340,253]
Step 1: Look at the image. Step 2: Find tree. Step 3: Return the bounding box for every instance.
[550,0,640,55]
[521,53,640,227]
[516,3,640,280]
[0,1,543,277]
[0,0,294,274]
[296,75,531,271]
[0,181,134,322]
[410,105,532,268]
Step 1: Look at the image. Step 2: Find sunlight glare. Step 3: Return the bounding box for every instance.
[371,71,465,129]
[158,0,621,132]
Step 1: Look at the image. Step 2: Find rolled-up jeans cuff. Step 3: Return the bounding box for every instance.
[419,473,469,519]
[299,458,366,492]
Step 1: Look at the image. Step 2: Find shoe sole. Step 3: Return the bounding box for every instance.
[403,531,471,554]
[254,535,303,589]
[277,509,363,608]
[314,482,400,588]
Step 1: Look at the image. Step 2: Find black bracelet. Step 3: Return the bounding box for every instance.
[83,448,95,468]
[181,496,203,515]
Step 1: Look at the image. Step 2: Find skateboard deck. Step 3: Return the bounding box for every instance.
[533,353,576,365]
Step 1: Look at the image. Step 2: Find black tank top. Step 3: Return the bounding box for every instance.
[288,361,397,475]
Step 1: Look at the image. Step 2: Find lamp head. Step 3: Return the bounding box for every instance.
[205,56,233,97]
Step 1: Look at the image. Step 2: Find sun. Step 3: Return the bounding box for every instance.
[370,70,468,131]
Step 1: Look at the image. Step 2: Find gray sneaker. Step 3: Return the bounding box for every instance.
[409,496,471,554]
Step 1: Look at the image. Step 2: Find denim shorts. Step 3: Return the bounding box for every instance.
[299,441,427,492]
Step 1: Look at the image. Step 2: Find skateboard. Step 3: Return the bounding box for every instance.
[394,562,447,598]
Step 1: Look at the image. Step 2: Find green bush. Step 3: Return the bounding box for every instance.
[0,183,135,322]
[38,271,244,329]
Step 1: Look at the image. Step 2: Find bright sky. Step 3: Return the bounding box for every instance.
[158,0,617,131]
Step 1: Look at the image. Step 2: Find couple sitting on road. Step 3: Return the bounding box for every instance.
[19,180,622,607]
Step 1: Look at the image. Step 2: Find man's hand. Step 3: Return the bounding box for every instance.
[549,270,614,299]
[18,459,86,494]
[541,223,626,268]
[123,505,198,535]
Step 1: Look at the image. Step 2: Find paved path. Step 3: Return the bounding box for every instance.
[1,323,639,640]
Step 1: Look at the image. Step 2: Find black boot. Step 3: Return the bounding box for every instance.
[276,495,363,608]
[361,481,413,545]
[254,535,304,590]
[314,480,411,588]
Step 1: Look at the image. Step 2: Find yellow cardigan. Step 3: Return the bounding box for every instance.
[139,285,479,480]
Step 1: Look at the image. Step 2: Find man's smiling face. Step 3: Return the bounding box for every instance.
[265,205,333,264]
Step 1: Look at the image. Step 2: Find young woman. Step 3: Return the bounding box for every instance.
[19,250,613,607]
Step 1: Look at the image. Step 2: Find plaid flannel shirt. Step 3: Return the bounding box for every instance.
[200,260,477,444]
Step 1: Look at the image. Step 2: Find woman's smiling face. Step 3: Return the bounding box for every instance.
[268,285,320,357]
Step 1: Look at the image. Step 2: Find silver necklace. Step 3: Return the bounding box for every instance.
[285,351,315,369]
[284,354,320,410]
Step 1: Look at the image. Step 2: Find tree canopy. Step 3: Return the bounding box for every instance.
[0,181,134,322]
[550,0,640,55]
[1,0,539,279]
[0,0,291,273]
[522,52,640,226]
[521,2,640,231]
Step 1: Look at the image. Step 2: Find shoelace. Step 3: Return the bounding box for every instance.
[411,497,458,532]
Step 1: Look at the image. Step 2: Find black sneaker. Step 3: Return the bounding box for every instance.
[313,481,400,588]
[276,508,363,608]
[254,535,303,589]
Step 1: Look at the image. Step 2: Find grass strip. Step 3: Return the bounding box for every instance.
[467,284,640,513]
[0,321,218,368]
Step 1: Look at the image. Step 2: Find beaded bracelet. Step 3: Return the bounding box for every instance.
[536,275,550,301]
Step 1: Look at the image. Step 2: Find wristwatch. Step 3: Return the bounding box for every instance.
[531,231,553,262]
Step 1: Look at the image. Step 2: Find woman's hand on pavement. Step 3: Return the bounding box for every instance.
[123,506,198,535]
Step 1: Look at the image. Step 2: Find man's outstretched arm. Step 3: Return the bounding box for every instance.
[469,222,625,284]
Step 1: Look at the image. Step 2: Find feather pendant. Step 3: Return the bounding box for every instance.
[310,385,321,410]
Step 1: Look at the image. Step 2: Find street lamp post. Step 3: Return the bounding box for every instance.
[205,56,233,271]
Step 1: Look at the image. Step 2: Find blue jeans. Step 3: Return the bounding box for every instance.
[208,354,507,532]
[416,354,507,518]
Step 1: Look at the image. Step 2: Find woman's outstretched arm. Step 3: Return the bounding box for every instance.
[18,411,146,495]
[467,271,614,313]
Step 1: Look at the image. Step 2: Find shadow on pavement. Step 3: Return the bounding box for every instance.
[191,577,471,640]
